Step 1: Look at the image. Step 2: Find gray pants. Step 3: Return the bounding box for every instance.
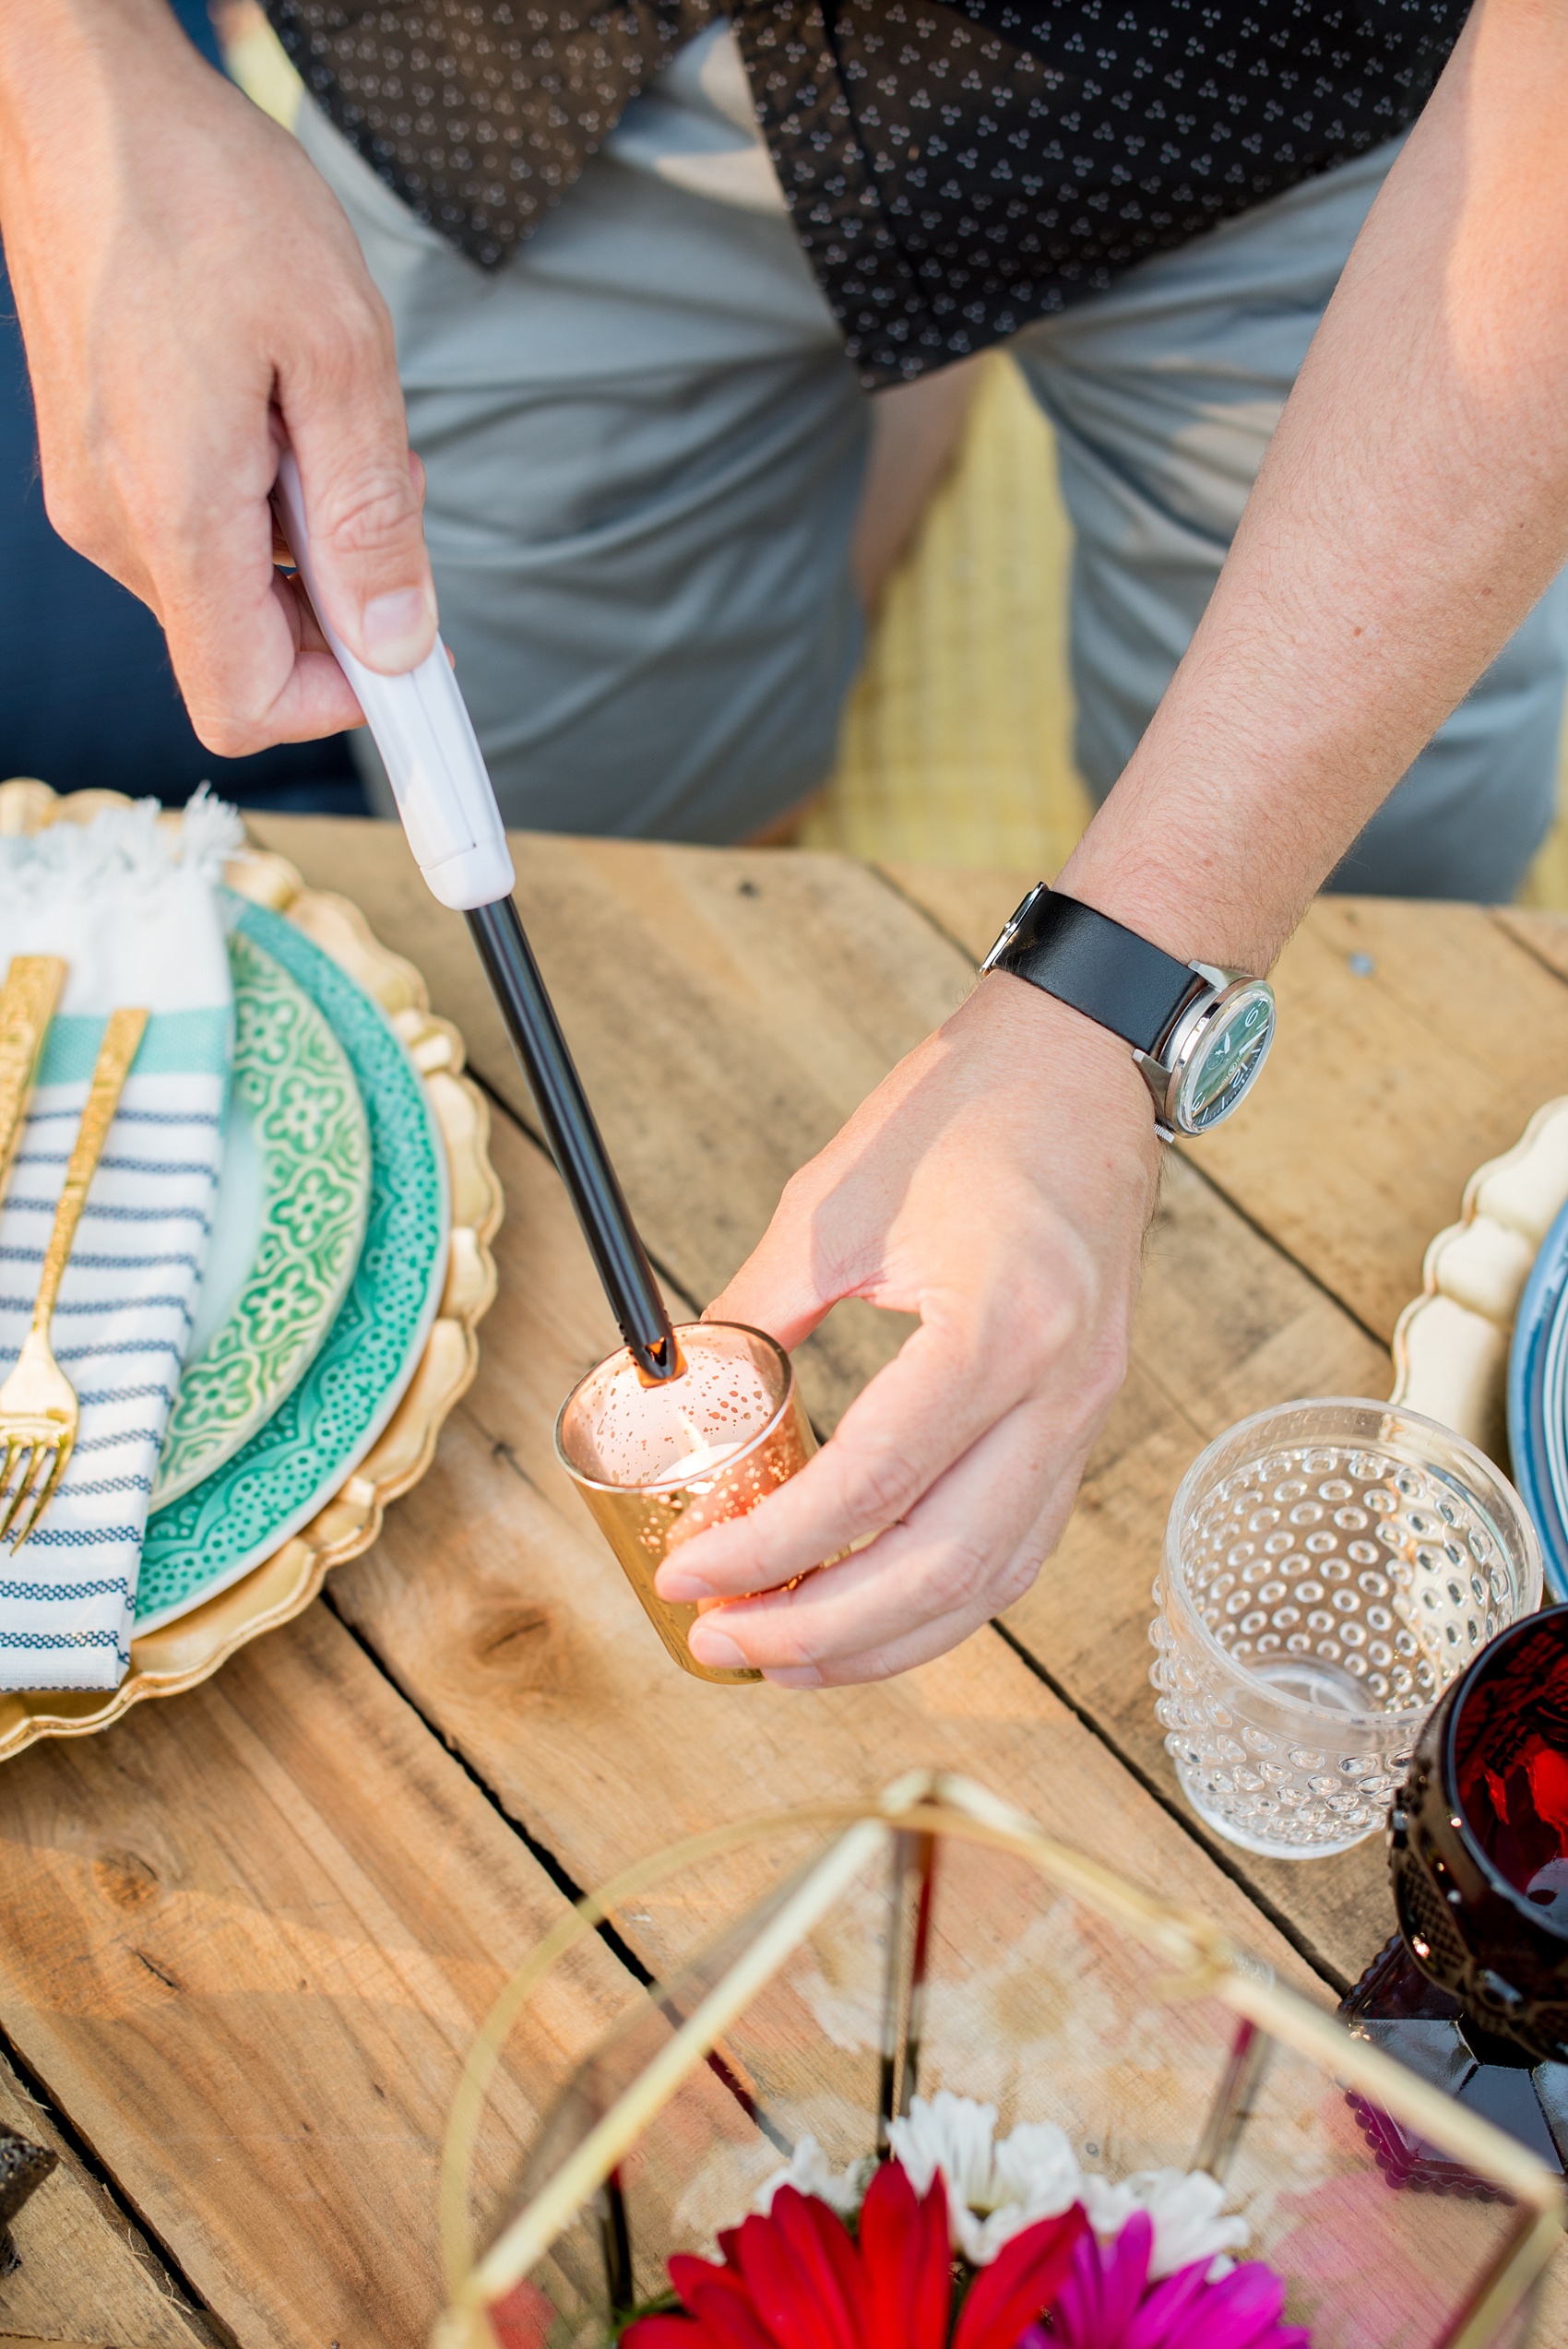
[302,104,1568,896]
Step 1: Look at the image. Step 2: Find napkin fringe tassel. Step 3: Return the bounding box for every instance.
[0,786,244,896]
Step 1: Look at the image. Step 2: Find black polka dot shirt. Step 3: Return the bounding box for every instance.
[265,0,1470,384]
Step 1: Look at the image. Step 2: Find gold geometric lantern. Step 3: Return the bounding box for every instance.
[437,1774,1564,2349]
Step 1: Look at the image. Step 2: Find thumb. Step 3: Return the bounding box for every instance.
[281,315,437,677]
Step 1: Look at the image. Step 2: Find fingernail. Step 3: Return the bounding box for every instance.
[765,1666,823,1690]
[360,586,436,670]
[688,1623,748,1670]
[658,1570,715,1603]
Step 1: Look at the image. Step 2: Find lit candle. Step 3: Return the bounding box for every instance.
[657,1440,742,1484]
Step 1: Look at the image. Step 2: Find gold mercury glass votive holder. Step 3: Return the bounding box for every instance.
[553,1320,815,1685]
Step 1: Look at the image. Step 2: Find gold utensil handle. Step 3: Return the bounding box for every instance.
[0,957,67,1199]
[32,1008,148,1330]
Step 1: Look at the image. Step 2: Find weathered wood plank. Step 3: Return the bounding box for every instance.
[1496,902,1568,990]
[877,865,1024,964]
[1200,896,1568,1344]
[0,1606,646,2349]
[0,2048,211,2349]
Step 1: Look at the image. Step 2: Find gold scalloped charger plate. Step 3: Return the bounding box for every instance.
[0,779,502,1762]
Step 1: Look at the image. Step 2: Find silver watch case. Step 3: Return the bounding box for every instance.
[1134,964,1277,1141]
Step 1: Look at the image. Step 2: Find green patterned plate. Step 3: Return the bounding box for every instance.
[135,897,448,1632]
[150,930,371,1507]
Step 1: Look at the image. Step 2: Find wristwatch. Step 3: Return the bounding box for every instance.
[981,884,1277,1139]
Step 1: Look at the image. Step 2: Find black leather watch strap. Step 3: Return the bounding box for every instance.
[989,889,1206,1057]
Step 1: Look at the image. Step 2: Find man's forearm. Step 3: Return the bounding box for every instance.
[0,0,204,231]
[1060,0,1568,970]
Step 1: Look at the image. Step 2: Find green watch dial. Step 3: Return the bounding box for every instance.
[1174,983,1276,1134]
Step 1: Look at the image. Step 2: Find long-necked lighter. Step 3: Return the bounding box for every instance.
[272,451,683,1384]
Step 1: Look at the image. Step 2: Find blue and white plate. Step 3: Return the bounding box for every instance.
[1506,1192,1568,1601]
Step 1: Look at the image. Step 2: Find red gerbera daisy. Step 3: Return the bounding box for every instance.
[624,2160,1087,2349]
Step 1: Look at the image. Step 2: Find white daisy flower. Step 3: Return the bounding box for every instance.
[754,2133,871,2217]
[1078,2165,1251,2280]
[760,2094,1246,2287]
[888,2093,1083,2265]
[888,2092,1003,2210]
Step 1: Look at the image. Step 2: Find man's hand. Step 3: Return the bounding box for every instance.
[0,0,436,753]
[655,978,1161,1684]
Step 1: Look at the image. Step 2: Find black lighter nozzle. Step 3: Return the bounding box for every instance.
[641,1329,685,1381]
[465,896,683,1382]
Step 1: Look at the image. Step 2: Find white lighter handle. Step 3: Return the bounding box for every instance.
[272,452,515,911]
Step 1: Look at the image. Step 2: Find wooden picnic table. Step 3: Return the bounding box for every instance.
[5,815,1568,2349]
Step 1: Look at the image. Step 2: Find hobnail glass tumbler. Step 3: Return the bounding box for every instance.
[1151,1399,1542,1859]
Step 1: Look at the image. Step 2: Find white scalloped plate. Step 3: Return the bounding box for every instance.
[1389,1096,1568,1466]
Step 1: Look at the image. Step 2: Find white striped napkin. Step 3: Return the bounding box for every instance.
[0,794,241,1688]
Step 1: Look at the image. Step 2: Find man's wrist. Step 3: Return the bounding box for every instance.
[967,962,1165,1156]
[1049,704,1312,977]
[1052,838,1286,979]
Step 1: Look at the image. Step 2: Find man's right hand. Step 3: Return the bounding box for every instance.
[0,0,436,753]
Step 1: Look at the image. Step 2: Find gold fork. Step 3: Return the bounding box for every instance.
[0,957,67,1193]
[0,1006,148,1549]
[0,957,69,1524]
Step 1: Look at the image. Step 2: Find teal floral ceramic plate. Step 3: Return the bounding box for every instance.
[135,896,449,1631]
[150,929,371,1507]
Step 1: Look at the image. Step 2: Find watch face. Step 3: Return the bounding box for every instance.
[1172,981,1276,1134]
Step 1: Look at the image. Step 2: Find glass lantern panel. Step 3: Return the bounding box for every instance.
[467,1811,1556,2349]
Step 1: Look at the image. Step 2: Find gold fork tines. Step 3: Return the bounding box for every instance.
[0,1006,148,1549]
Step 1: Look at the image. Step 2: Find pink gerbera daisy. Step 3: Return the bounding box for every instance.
[1030,2212,1309,2349]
